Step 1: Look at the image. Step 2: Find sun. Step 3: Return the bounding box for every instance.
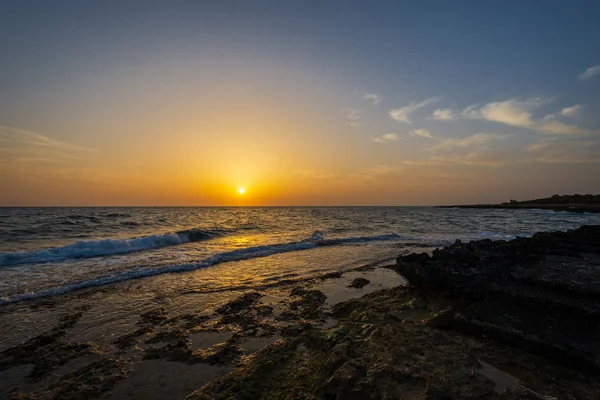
[238,187,246,195]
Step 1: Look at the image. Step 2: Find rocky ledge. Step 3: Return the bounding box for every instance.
[190,225,600,399]
[394,225,600,371]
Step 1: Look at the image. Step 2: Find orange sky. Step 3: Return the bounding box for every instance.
[1,3,600,206]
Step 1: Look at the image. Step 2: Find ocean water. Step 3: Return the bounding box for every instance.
[1,206,599,305]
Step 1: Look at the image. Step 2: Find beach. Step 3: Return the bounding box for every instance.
[3,1,600,398]
[192,225,600,399]
[0,257,407,399]
[1,209,600,399]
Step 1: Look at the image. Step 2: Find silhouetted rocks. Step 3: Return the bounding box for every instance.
[439,194,600,213]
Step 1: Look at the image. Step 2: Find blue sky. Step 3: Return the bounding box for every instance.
[1,1,599,205]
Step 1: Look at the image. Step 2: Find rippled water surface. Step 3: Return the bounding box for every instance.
[1,206,599,304]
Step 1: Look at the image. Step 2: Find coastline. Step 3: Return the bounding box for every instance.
[191,225,600,399]
[1,226,599,399]
[437,203,600,213]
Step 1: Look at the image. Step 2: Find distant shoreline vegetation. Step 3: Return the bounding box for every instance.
[503,194,600,205]
[439,194,600,213]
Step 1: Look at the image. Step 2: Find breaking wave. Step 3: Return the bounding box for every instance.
[0,228,219,267]
[0,231,404,305]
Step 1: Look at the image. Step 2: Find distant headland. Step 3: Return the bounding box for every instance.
[438,194,600,213]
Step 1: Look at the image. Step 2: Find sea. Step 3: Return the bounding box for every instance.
[2,206,600,306]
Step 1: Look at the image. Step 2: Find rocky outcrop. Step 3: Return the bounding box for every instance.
[395,225,600,371]
[186,226,600,400]
[348,278,370,289]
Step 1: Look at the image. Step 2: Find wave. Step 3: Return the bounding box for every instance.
[317,233,402,246]
[416,232,533,248]
[105,212,132,218]
[0,232,405,305]
[0,228,219,267]
[120,221,141,227]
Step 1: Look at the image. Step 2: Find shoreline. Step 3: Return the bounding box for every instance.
[1,226,599,399]
[437,203,600,213]
[0,254,406,399]
[191,225,600,399]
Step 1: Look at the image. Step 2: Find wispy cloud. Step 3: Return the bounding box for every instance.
[526,137,600,164]
[578,65,600,81]
[461,97,547,126]
[0,125,134,189]
[409,129,433,139]
[293,168,336,180]
[432,108,456,121]
[428,150,515,166]
[559,105,581,118]
[389,96,441,124]
[373,133,398,143]
[341,108,361,127]
[430,133,507,152]
[358,91,381,105]
[0,125,98,154]
[349,164,403,180]
[462,98,593,135]
[372,129,433,143]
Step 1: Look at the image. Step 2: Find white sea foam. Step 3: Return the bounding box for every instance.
[0,231,205,266]
[0,240,319,305]
[0,232,407,305]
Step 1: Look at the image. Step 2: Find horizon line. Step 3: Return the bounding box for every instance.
[0,205,444,208]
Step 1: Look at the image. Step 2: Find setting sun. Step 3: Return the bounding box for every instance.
[238,188,246,195]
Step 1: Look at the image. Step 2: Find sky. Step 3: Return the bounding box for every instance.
[1,0,600,206]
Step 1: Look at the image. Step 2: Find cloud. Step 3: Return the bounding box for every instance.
[399,150,514,167]
[389,96,441,124]
[428,150,514,166]
[559,105,581,118]
[0,125,99,175]
[462,98,593,135]
[294,168,336,180]
[541,104,582,121]
[409,129,433,139]
[373,133,398,143]
[362,92,381,105]
[432,108,456,121]
[0,125,97,154]
[578,65,600,81]
[373,129,433,142]
[341,108,361,127]
[526,137,600,164]
[462,98,545,126]
[349,164,403,180]
[430,133,507,151]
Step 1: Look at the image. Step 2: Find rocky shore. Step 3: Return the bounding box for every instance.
[2,226,599,399]
[190,225,600,399]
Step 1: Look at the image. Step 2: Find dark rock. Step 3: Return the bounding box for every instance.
[320,271,343,280]
[216,292,262,314]
[139,307,168,325]
[394,225,600,371]
[348,278,370,289]
[187,226,600,400]
[282,288,327,320]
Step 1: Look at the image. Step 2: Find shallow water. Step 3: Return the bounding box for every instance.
[2,206,599,304]
[1,206,596,398]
